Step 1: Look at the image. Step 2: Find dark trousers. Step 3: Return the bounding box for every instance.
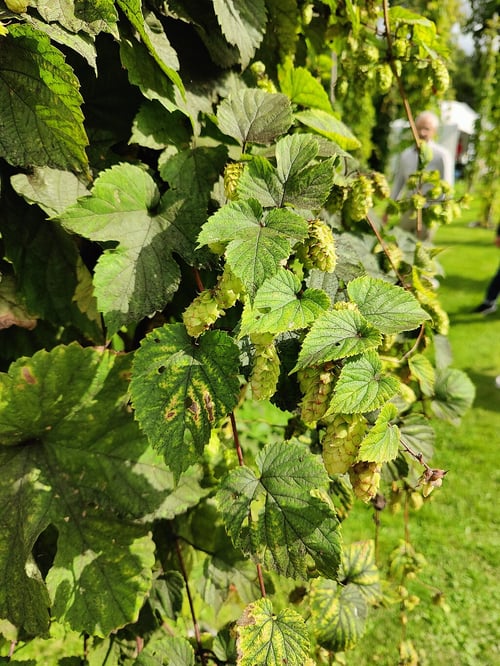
[485,265,500,303]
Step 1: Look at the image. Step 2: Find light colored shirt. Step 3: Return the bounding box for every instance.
[390,140,454,201]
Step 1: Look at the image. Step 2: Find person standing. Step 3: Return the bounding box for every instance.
[387,111,455,240]
[473,223,500,315]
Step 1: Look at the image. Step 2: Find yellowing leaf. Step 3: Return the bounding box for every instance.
[237,598,310,666]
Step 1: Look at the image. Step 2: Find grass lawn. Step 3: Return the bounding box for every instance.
[343,193,500,665]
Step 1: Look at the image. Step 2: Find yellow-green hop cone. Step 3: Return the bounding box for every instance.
[183,290,222,338]
[322,413,366,475]
[343,175,374,222]
[374,63,393,94]
[431,58,450,94]
[223,162,245,201]
[349,461,381,502]
[250,342,280,400]
[214,266,243,309]
[296,219,336,273]
[298,366,334,425]
[371,170,391,199]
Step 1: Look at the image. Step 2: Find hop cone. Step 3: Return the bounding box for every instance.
[183,290,221,338]
[431,58,450,94]
[223,162,245,201]
[375,63,393,94]
[250,341,280,400]
[344,175,374,222]
[349,461,382,503]
[371,170,390,199]
[298,366,334,425]
[296,219,336,273]
[322,413,367,475]
[214,266,243,309]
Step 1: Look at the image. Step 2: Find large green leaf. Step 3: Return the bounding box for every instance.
[293,309,382,371]
[236,598,310,666]
[130,324,240,479]
[310,579,368,652]
[198,200,308,298]
[117,0,184,95]
[431,367,475,425]
[238,134,337,209]
[56,163,181,336]
[348,276,431,334]
[11,167,90,217]
[357,403,400,464]
[294,109,361,150]
[217,89,292,145]
[339,540,382,604]
[0,25,88,172]
[217,440,341,579]
[329,351,400,414]
[0,345,205,637]
[34,0,118,35]
[278,60,333,112]
[239,268,330,336]
[213,0,267,68]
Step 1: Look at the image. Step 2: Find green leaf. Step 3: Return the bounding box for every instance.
[130,324,240,479]
[199,200,308,298]
[217,440,341,579]
[357,403,400,463]
[0,345,184,636]
[239,268,330,336]
[10,166,90,216]
[117,1,184,95]
[134,635,196,666]
[329,351,400,414]
[46,510,155,637]
[213,0,267,69]
[348,276,431,334]
[0,24,88,172]
[310,579,367,652]
[56,163,181,336]
[278,60,333,112]
[238,134,337,209]
[34,0,118,36]
[236,598,310,666]
[408,353,436,397]
[294,109,361,150]
[431,367,475,425]
[217,89,292,145]
[293,309,382,371]
[339,540,382,604]
[130,102,191,150]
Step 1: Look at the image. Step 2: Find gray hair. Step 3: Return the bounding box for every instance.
[415,111,440,128]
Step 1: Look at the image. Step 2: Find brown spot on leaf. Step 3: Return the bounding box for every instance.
[185,397,200,421]
[203,392,215,422]
[22,367,37,384]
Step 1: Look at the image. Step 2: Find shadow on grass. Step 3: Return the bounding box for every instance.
[463,367,500,412]
[440,274,491,292]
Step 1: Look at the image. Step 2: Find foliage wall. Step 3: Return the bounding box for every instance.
[0,1,475,663]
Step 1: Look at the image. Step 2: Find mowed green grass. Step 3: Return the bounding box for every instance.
[343,194,500,665]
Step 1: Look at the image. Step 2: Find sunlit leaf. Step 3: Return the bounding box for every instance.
[130,324,240,479]
[239,268,330,336]
[293,309,382,371]
[217,89,292,145]
[357,403,400,463]
[236,598,310,666]
[348,276,431,334]
[294,109,361,150]
[339,540,382,604]
[217,440,341,579]
[310,579,367,652]
[213,0,267,68]
[329,351,400,414]
[56,163,181,335]
[0,25,88,172]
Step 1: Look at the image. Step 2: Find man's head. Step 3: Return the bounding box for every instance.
[415,111,439,141]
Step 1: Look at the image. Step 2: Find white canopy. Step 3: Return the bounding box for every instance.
[440,100,479,135]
